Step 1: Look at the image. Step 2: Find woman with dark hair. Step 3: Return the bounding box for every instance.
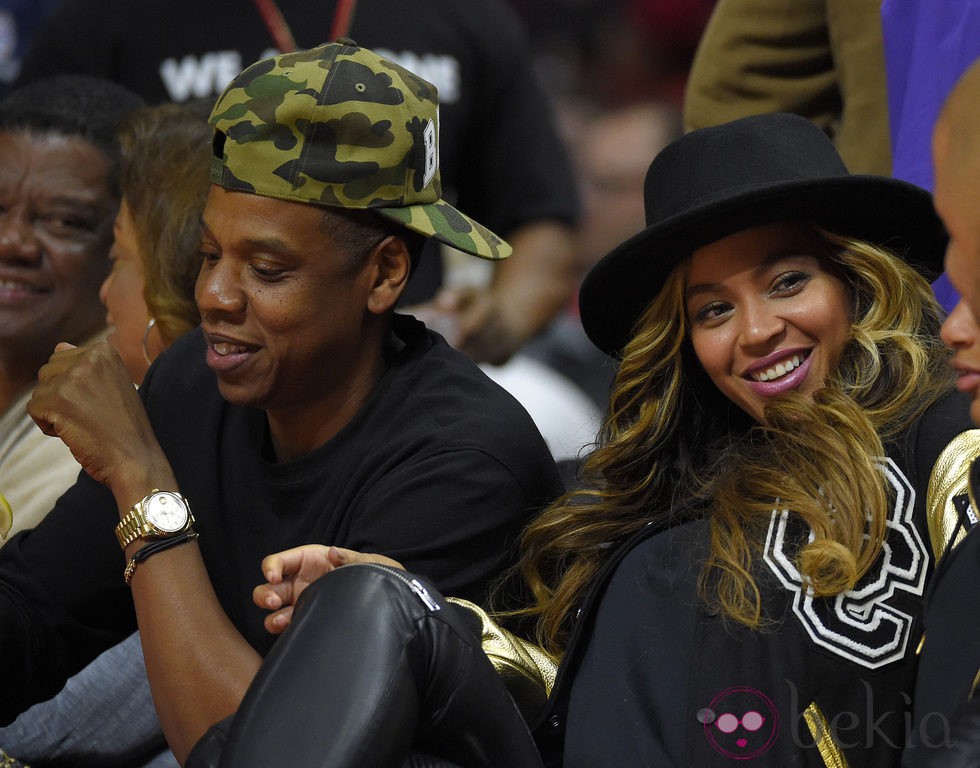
[185,113,977,768]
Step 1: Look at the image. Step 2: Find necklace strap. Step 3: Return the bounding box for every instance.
[252,0,298,52]
[252,0,360,53]
[328,0,359,41]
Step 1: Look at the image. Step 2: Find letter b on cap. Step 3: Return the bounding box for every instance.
[422,119,437,189]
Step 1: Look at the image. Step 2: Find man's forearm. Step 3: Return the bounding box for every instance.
[130,541,262,763]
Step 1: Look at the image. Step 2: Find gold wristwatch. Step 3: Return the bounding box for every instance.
[115,490,195,549]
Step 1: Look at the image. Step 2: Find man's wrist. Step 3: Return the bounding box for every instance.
[110,463,180,521]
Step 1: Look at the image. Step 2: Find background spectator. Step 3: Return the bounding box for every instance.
[0,75,141,542]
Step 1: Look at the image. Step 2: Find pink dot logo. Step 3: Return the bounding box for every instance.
[700,685,779,759]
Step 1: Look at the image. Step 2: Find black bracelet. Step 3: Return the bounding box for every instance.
[123,531,199,585]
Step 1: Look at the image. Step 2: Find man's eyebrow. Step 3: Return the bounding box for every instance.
[199,219,298,255]
[243,236,297,254]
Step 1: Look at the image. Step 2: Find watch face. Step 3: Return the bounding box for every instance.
[145,492,189,533]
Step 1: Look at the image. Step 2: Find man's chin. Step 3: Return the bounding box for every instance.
[215,380,266,410]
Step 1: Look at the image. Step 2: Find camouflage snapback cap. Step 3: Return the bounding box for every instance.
[209,40,510,260]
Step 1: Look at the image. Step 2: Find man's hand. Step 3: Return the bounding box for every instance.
[254,545,404,634]
[27,341,172,499]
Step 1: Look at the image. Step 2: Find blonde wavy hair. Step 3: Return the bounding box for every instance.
[118,102,212,346]
[517,225,953,654]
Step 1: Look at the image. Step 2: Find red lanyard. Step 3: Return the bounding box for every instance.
[328,0,359,42]
[252,0,359,53]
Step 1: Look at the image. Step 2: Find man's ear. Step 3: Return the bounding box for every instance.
[366,235,412,315]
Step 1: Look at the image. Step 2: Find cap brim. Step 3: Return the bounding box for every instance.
[580,175,947,357]
[377,201,511,260]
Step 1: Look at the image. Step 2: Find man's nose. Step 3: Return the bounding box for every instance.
[195,258,246,318]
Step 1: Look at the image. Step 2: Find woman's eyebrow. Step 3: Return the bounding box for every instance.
[685,249,812,300]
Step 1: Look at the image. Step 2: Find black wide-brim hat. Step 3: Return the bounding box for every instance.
[580,112,948,357]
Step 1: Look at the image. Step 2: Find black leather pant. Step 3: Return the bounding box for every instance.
[186,564,543,768]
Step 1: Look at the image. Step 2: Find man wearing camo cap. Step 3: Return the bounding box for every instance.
[0,40,561,762]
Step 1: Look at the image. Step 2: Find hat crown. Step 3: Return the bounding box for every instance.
[643,113,849,227]
[208,40,442,210]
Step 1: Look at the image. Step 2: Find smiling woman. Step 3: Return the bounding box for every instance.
[525,113,965,767]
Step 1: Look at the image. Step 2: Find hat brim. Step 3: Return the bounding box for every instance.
[580,175,947,357]
[377,201,511,261]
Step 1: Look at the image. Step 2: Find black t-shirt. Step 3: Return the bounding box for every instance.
[0,314,562,724]
[16,0,581,303]
[541,391,974,768]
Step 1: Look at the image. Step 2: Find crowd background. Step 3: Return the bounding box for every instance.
[2,0,715,102]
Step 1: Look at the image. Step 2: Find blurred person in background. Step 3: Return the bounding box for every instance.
[684,0,890,176]
[512,0,715,109]
[480,100,681,470]
[0,0,62,98]
[880,0,980,313]
[524,100,681,418]
[906,57,980,768]
[0,75,140,544]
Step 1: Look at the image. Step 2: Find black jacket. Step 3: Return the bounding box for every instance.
[534,391,976,767]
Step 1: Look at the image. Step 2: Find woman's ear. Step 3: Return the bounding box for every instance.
[366,235,412,315]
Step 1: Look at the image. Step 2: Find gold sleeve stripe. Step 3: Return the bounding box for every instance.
[804,701,850,768]
[926,430,980,563]
[446,597,559,722]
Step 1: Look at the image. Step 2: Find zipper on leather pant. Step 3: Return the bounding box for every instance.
[355,562,442,612]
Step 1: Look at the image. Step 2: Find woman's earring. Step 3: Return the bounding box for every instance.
[142,318,157,364]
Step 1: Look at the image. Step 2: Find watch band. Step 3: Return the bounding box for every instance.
[123,531,199,585]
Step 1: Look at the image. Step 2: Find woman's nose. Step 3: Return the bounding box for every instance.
[940,299,977,350]
[738,300,785,349]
